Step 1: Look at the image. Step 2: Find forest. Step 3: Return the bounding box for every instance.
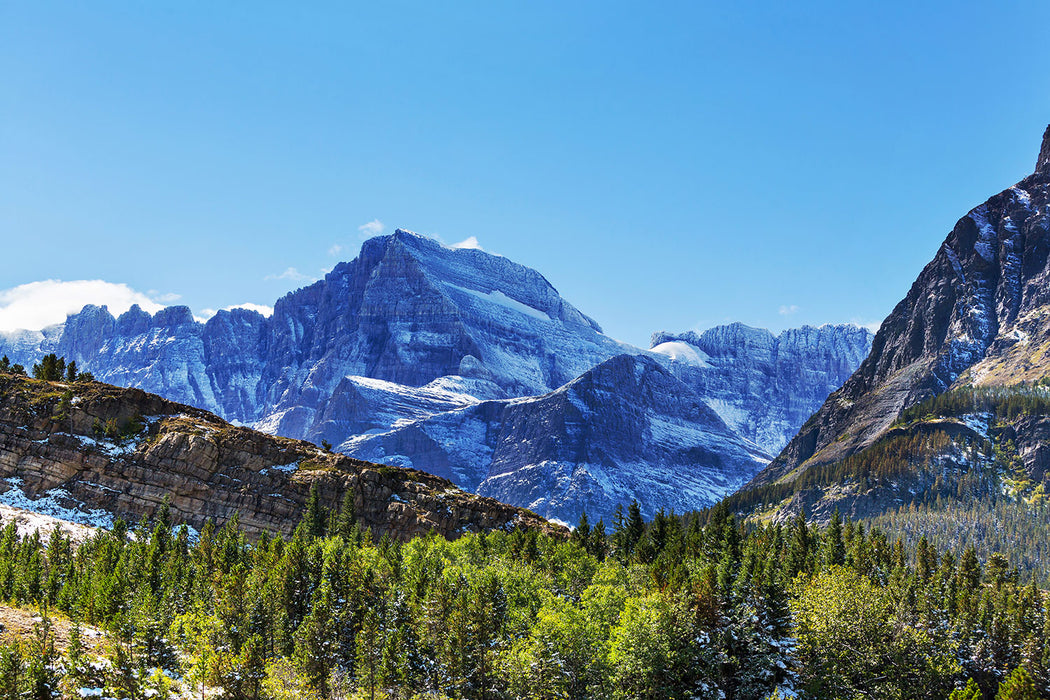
[0,494,1042,699]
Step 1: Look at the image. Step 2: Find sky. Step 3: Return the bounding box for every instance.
[2,2,1050,347]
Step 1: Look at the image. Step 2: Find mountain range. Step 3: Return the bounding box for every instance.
[0,230,872,523]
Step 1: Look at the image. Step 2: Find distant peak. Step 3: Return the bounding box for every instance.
[1037,124,1050,174]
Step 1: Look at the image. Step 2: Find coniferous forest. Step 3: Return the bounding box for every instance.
[0,496,1044,699]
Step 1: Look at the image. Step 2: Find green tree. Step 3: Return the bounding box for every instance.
[791,565,959,699]
[995,667,1039,700]
[32,354,65,382]
[948,678,983,700]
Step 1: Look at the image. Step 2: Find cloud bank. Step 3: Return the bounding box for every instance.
[0,280,166,333]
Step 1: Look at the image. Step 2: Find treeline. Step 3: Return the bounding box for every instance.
[0,354,93,383]
[895,385,1050,426]
[0,497,1042,698]
[720,429,995,516]
[867,496,1050,588]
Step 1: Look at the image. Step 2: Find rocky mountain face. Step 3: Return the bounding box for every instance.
[650,323,872,454]
[342,354,772,524]
[738,124,1050,520]
[0,229,871,523]
[0,372,559,540]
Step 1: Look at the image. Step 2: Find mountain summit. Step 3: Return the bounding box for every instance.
[0,230,871,522]
[736,124,1050,526]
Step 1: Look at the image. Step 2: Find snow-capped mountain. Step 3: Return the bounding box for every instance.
[651,323,873,454]
[343,354,772,524]
[0,229,871,522]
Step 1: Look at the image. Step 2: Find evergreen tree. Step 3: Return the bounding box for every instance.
[995,666,1039,700]
[302,484,326,540]
[823,509,845,566]
[31,354,65,382]
[948,678,983,700]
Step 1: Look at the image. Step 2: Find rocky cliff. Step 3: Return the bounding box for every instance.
[743,124,1050,503]
[650,323,872,454]
[0,371,560,540]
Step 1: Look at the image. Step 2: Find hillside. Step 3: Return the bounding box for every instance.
[0,369,560,541]
[722,126,1050,580]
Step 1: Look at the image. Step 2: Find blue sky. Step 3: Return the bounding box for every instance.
[2,2,1049,346]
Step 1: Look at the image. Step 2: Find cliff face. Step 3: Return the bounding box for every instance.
[650,323,873,454]
[0,373,560,540]
[751,124,1050,488]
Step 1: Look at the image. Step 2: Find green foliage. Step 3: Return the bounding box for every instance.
[31,354,65,382]
[949,678,983,700]
[0,492,1039,699]
[996,666,1039,700]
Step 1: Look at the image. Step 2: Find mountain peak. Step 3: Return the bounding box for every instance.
[1037,124,1050,174]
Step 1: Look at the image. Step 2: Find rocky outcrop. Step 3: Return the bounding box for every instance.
[650,323,872,454]
[0,373,560,540]
[749,124,1050,489]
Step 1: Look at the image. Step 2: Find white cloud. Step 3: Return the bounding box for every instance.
[328,244,343,257]
[778,304,800,316]
[358,219,385,237]
[264,267,313,282]
[196,303,275,323]
[149,291,182,304]
[850,318,883,334]
[451,236,483,250]
[0,280,166,332]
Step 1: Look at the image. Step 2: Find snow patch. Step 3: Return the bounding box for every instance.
[650,341,712,367]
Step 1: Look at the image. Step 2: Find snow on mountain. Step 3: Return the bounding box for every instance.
[343,354,772,523]
[0,229,872,521]
[649,323,873,454]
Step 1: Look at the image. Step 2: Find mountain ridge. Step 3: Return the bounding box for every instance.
[0,231,872,521]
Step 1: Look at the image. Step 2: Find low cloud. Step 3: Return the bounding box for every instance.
[778,304,800,316]
[451,236,483,250]
[328,244,343,257]
[0,280,165,332]
[264,267,313,282]
[358,219,385,237]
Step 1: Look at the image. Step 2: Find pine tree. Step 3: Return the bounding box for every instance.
[995,666,1039,700]
[0,644,22,700]
[302,484,326,540]
[823,509,845,567]
[294,583,336,698]
[336,489,356,539]
[948,678,983,700]
[572,511,591,551]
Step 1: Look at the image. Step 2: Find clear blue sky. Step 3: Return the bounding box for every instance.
[2,1,1049,346]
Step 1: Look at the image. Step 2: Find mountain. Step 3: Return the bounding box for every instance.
[0,370,560,540]
[650,323,873,454]
[731,124,1050,525]
[342,354,772,523]
[0,230,871,521]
